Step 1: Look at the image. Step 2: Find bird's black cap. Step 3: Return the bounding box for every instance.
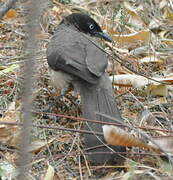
[62,13,112,42]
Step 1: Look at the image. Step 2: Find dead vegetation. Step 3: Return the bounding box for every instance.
[0,0,173,179]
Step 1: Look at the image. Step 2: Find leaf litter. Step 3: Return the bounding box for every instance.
[0,0,173,179]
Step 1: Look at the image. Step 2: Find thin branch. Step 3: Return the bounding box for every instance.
[71,28,171,85]
[16,0,42,179]
[0,108,173,133]
[96,112,173,165]
[0,121,103,136]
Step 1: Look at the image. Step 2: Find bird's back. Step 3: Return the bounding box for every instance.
[47,23,108,84]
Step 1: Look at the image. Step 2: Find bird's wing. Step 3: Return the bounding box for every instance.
[47,31,107,84]
[85,42,107,77]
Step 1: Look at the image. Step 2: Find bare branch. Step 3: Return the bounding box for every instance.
[16,0,43,179]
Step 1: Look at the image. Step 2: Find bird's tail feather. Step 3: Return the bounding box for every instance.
[78,73,126,164]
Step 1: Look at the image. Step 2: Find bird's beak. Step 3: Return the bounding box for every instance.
[94,31,112,42]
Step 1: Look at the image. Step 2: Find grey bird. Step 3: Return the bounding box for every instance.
[47,13,125,164]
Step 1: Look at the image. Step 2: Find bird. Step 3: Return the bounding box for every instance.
[47,13,125,164]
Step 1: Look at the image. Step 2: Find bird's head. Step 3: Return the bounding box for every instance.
[62,13,112,42]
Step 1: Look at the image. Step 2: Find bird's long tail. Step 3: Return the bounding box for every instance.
[78,73,126,164]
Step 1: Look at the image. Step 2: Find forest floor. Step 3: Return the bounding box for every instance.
[0,0,173,179]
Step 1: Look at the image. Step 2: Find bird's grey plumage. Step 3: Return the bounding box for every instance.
[79,74,125,163]
[47,13,125,164]
[47,24,107,84]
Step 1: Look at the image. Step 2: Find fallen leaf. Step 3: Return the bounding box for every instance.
[52,6,60,13]
[139,109,156,126]
[124,2,144,28]
[161,73,173,83]
[43,164,55,180]
[28,138,55,153]
[113,30,151,46]
[160,0,168,9]
[5,79,14,87]
[146,84,168,97]
[0,102,20,146]
[110,74,169,96]
[164,7,173,21]
[110,74,149,88]
[0,161,18,179]
[0,64,19,76]
[129,45,150,56]
[121,170,149,180]
[139,55,163,64]
[102,125,160,152]
[4,9,17,19]
[149,136,173,153]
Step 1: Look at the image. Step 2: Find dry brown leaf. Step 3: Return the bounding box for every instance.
[0,102,20,146]
[161,73,173,83]
[43,164,55,180]
[4,9,17,19]
[139,55,163,64]
[0,66,6,70]
[164,7,173,21]
[28,138,55,153]
[0,161,18,179]
[149,136,173,153]
[110,74,149,88]
[159,30,168,38]
[27,140,49,153]
[149,18,163,30]
[129,45,150,56]
[149,97,168,107]
[121,170,150,180]
[37,32,50,40]
[124,2,144,27]
[160,0,168,9]
[146,84,168,97]
[161,39,173,45]
[110,74,169,96]
[139,109,156,127]
[52,6,60,13]
[0,64,19,75]
[113,30,150,46]
[102,125,160,152]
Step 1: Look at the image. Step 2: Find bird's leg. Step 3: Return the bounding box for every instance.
[41,84,72,120]
[61,84,81,110]
[51,83,73,107]
[60,84,70,97]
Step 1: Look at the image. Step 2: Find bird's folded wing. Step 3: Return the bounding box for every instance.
[86,42,107,77]
[47,39,107,84]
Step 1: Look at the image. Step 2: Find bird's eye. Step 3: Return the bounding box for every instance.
[89,24,94,30]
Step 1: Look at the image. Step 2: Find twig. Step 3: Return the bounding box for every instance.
[69,27,171,85]
[0,121,103,136]
[78,155,83,180]
[1,108,173,133]
[51,151,162,161]
[96,112,173,165]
